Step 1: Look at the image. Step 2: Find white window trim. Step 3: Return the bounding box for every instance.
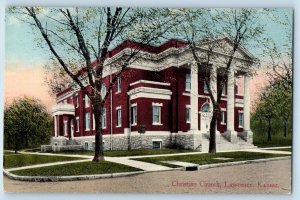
[93,114,95,130]
[116,76,121,94]
[131,104,137,126]
[85,112,90,131]
[238,110,244,128]
[152,102,163,107]
[222,85,226,96]
[152,104,162,125]
[76,117,79,132]
[221,109,226,125]
[186,105,191,124]
[116,106,122,127]
[152,139,162,149]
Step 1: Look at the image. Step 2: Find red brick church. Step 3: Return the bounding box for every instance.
[44,36,256,152]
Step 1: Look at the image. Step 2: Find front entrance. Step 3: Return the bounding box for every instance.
[200,103,212,132]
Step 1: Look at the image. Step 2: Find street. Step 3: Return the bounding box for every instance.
[3,158,291,194]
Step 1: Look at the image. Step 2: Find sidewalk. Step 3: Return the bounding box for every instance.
[4,147,291,173]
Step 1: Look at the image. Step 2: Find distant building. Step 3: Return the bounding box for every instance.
[46,36,255,152]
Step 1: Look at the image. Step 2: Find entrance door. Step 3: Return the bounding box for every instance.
[200,103,212,132]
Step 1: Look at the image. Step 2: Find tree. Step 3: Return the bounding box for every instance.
[256,9,293,139]
[251,76,292,141]
[178,8,265,153]
[10,7,184,161]
[4,96,52,153]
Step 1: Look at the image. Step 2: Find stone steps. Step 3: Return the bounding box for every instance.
[200,134,257,152]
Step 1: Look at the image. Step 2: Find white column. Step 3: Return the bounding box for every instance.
[243,75,251,131]
[226,67,237,142]
[54,115,58,137]
[190,62,199,130]
[242,74,253,143]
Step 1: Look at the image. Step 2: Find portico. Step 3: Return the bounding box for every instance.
[187,61,253,144]
[52,104,75,139]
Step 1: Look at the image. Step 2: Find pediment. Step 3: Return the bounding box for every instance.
[197,36,254,61]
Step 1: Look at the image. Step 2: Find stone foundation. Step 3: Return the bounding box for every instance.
[46,131,203,152]
[43,130,256,152]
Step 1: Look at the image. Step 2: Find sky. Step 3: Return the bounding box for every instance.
[4,8,293,111]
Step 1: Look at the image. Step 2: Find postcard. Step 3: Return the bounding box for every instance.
[3,6,292,194]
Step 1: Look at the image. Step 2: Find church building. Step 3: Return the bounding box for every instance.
[44,36,256,152]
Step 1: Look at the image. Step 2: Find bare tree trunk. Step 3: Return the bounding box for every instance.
[283,117,288,137]
[208,106,218,153]
[267,117,272,141]
[93,103,105,162]
[14,131,18,154]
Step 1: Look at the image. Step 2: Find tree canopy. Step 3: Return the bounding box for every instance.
[4,96,52,152]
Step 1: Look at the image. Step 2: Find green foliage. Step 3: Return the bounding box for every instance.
[134,151,289,168]
[251,76,292,142]
[4,96,52,151]
[3,153,82,169]
[253,133,292,148]
[11,161,141,176]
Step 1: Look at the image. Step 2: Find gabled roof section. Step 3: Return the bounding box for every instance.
[198,34,255,61]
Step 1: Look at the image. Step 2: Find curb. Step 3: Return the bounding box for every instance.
[179,156,291,171]
[3,170,146,182]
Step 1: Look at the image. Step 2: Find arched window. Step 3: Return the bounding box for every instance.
[201,103,210,112]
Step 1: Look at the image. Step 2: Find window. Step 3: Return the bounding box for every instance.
[85,112,90,130]
[116,107,122,127]
[76,117,79,132]
[152,105,161,125]
[75,94,79,108]
[185,73,191,91]
[101,84,106,97]
[116,76,121,93]
[84,142,89,150]
[238,112,244,128]
[204,80,209,93]
[152,141,162,149]
[131,105,137,125]
[221,110,226,125]
[63,121,68,136]
[92,142,95,150]
[84,94,89,108]
[102,108,106,128]
[201,103,210,112]
[186,106,191,123]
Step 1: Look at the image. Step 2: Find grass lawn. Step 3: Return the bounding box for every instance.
[253,134,292,148]
[265,148,292,152]
[133,151,290,168]
[11,161,141,176]
[4,151,17,155]
[53,148,194,157]
[3,153,83,169]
